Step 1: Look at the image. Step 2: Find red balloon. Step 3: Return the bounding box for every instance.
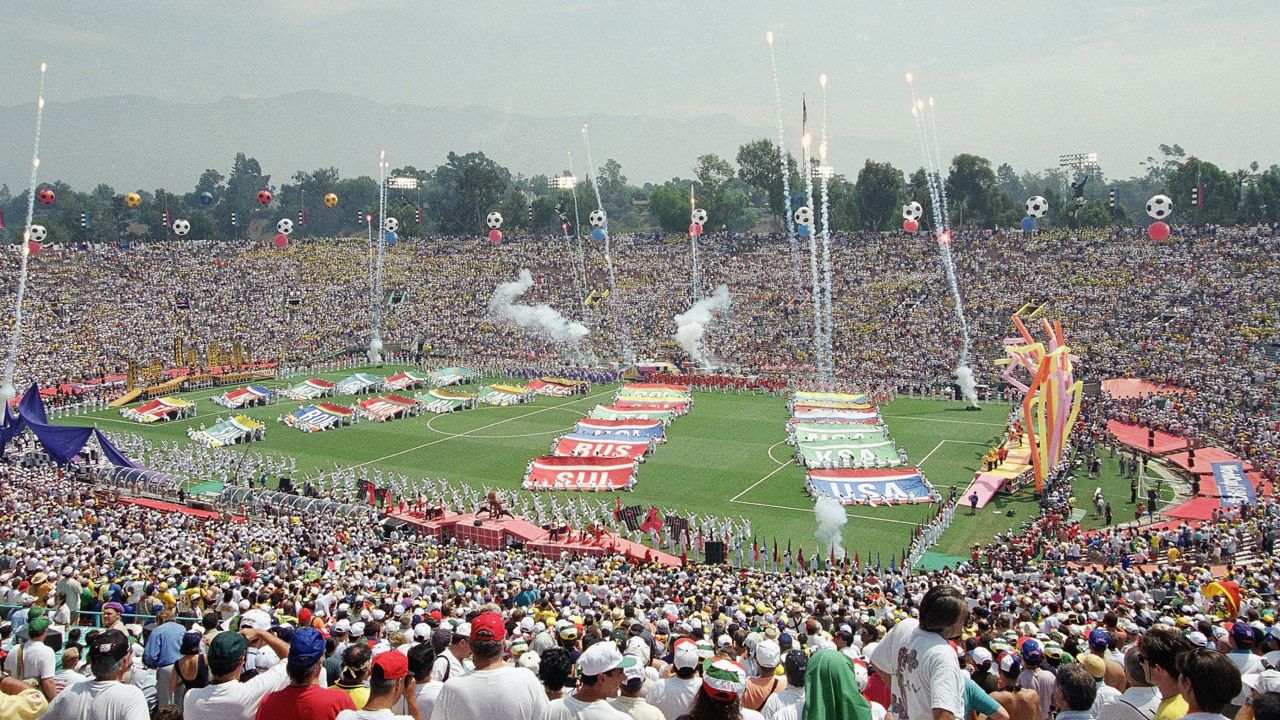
[903,218,919,233]
[257,190,273,206]
[688,223,703,237]
[1147,221,1170,241]
[37,188,55,205]
[488,229,503,243]
[273,234,288,249]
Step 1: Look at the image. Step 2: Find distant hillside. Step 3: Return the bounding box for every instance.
[0,90,915,192]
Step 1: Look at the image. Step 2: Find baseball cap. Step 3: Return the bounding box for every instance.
[622,655,647,686]
[208,631,248,670]
[1187,631,1212,649]
[239,609,273,631]
[1233,623,1257,645]
[998,652,1022,675]
[28,616,51,635]
[702,658,747,701]
[577,640,639,677]
[372,650,410,680]
[288,628,325,668]
[783,650,809,679]
[970,647,993,666]
[471,612,506,642]
[333,619,351,635]
[88,629,130,661]
[755,639,781,668]
[1244,669,1280,695]
[1080,653,1106,679]
[1088,629,1110,651]
[673,638,700,670]
[1021,638,1043,664]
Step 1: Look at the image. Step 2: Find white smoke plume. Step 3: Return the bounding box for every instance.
[814,496,848,560]
[955,364,980,408]
[489,269,589,343]
[673,284,731,367]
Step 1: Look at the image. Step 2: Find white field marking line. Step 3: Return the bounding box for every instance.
[765,439,790,465]
[730,499,920,525]
[880,414,1004,427]
[916,439,989,466]
[731,445,795,503]
[348,388,617,469]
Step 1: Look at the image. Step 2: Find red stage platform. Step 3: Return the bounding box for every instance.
[384,509,681,565]
[1101,379,1190,400]
[1107,421,1187,456]
[1163,448,1252,477]
[120,497,245,522]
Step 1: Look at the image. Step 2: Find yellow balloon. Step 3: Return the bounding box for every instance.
[124,192,142,208]
[324,193,338,208]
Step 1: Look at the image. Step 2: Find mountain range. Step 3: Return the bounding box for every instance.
[0,90,916,193]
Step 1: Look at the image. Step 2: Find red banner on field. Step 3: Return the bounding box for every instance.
[553,436,650,460]
[522,455,637,491]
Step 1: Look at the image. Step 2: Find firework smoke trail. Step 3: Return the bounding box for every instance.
[928,97,952,229]
[766,31,804,297]
[2,63,48,401]
[689,184,701,301]
[582,124,634,364]
[818,74,835,386]
[906,75,977,405]
[565,151,588,307]
[800,133,824,385]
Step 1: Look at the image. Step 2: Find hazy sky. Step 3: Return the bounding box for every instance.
[3,0,1276,182]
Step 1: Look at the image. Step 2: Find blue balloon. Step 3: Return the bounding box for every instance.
[1020,216,1037,232]
[591,228,606,242]
[384,230,398,246]
[797,224,811,236]
[198,191,214,206]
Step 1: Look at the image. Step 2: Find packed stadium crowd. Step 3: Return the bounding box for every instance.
[1,453,1279,720]
[0,225,1278,718]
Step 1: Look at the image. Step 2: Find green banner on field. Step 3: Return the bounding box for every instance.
[797,439,904,469]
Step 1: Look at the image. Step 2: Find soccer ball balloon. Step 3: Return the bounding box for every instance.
[124,192,142,208]
[902,201,923,220]
[383,217,399,233]
[1025,196,1049,218]
[1146,194,1173,220]
[28,225,47,242]
[691,208,708,225]
[257,190,273,206]
[37,188,55,205]
[277,218,294,236]
[324,193,338,208]
[486,211,504,229]
[794,206,814,226]
[172,219,191,236]
[589,209,607,227]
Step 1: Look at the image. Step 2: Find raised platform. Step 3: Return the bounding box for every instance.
[1101,378,1190,400]
[1107,420,1186,456]
[120,497,244,522]
[384,508,681,565]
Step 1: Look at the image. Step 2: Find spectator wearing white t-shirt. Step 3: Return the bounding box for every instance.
[4,615,58,701]
[182,628,292,720]
[870,585,968,720]
[433,611,546,720]
[43,629,150,720]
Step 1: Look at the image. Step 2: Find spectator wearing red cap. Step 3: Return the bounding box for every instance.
[336,650,419,720]
[433,611,546,720]
[256,628,356,720]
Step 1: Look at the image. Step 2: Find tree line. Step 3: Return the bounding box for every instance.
[3,142,1278,245]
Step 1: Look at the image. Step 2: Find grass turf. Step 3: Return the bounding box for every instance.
[57,364,1166,563]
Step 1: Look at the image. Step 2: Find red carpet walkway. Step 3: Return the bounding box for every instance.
[1107,420,1188,456]
[120,497,245,522]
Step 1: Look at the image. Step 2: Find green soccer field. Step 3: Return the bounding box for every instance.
[57,364,1160,565]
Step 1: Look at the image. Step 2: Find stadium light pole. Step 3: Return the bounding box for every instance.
[369,151,388,364]
[1,64,47,404]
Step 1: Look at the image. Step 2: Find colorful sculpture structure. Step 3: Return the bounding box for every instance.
[1000,315,1083,493]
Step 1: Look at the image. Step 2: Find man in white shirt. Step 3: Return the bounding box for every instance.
[183,628,292,720]
[1099,648,1160,720]
[4,615,57,701]
[432,623,472,682]
[53,648,88,693]
[544,640,635,719]
[433,612,546,720]
[43,629,150,720]
[645,638,703,720]
[762,651,808,719]
[610,655,664,720]
[1081,654,1121,718]
[869,585,968,720]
